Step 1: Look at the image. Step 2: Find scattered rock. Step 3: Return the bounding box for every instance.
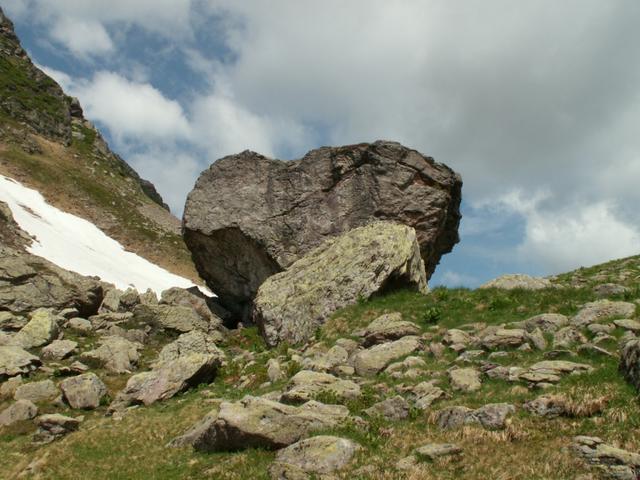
[593,284,629,298]
[13,309,59,349]
[572,300,636,328]
[41,339,77,360]
[188,396,350,451]
[480,274,553,290]
[361,313,421,347]
[480,328,528,350]
[33,413,81,443]
[270,436,360,477]
[281,370,361,404]
[113,353,221,407]
[518,360,593,384]
[156,330,225,363]
[14,379,58,403]
[67,317,93,335]
[134,304,211,334]
[353,336,422,376]
[364,395,410,421]
[448,367,481,392]
[620,339,640,391]
[160,287,224,331]
[80,336,142,373]
[0,346,41,379]
[573,436,640,480]
[524,394,607,418]
[404,381,446,410]
[267,359,284,383]
[0,399,37,426]
[523,313,569,333]
[436,403,515,430]
[254,222,428,347]
[183,141,461,319]
[553,326,588,348]
[614,319,640,333]
[442,329,474,351]
[60,373,107,409]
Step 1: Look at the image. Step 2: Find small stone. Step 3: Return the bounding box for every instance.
[415,443,462,461]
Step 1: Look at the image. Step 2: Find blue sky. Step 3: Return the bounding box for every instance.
[3,1,640,287]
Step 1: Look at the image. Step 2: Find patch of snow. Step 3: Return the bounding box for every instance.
[0,174,212,296]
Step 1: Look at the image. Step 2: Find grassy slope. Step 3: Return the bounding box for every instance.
[1,255,639,479]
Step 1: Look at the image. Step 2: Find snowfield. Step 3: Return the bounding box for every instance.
[0,174,210,296]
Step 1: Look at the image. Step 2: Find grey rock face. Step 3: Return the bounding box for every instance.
[183,141,461,318]
[254,222,428,346]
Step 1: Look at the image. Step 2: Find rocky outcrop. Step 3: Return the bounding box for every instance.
[0,246,104,316]
[254,222,428,346]
[620,339,640,391]
[0,345,41,380]
[183,141,461,318]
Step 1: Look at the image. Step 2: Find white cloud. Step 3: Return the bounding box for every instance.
[49,17,114,57]
[436,270,480,288]
[71,71,191,142]
[493,190,640,273]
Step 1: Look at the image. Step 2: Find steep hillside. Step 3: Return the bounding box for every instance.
[0,8,198,281]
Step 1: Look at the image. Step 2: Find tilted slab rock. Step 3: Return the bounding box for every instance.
[480,328,528,350]
[187,396,350,451]
[183,141,461,319]
[518,360,593,384]
[270,436,360,477]
[0,246,103,316]
[0,345,41,379]
[354,335,422,376]
[280,370,361,404]
[571,300,636,328]
[255,222,428,347]
[415,443,463,461]
[160,287,225,331]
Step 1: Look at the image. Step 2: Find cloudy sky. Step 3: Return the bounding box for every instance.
[3,1,640,287]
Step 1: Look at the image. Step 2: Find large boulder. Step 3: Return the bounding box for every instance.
[270,436,360,477]
[0,246,103,316]
[12,309,60,349]
[59,373,107,410]
[183,141,461,319]
[0,345,41,380]
[254,222,428,346]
